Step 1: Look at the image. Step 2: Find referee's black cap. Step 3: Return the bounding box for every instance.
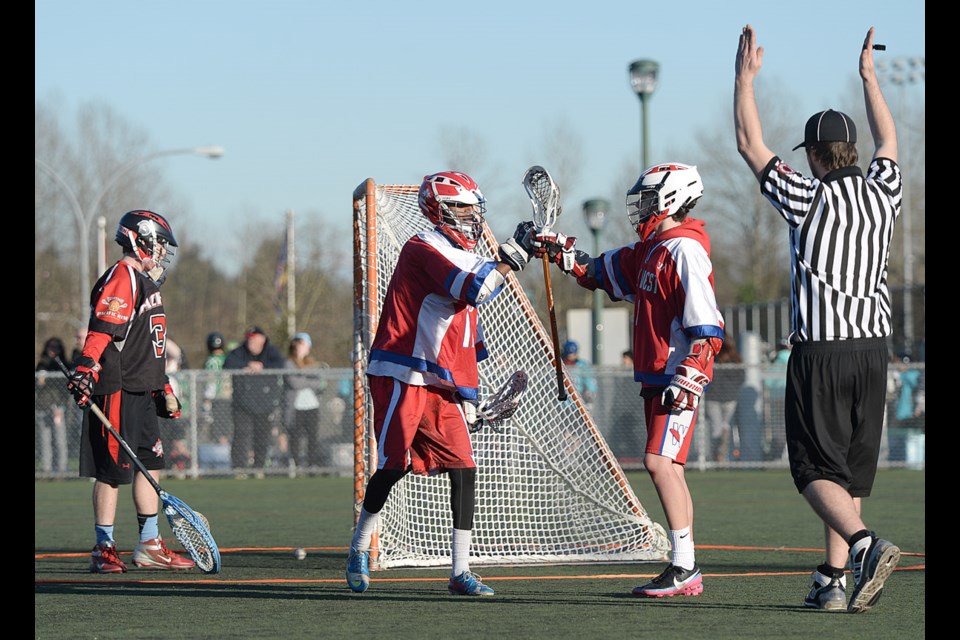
[792,109,857,151]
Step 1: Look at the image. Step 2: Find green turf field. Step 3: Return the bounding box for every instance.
[35,470,924,639]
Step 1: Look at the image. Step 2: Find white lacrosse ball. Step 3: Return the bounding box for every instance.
[294,547,307,560]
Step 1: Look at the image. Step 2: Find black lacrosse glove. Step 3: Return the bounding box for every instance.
[67,356,100,408]
[498,221,538,271]
[154,379,182,419]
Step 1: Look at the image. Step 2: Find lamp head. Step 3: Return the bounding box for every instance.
[582,199,610,232]
[628,59,660,98]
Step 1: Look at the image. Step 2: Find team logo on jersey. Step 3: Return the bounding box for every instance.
[97,296,130,322]
[638,269,658,293]
[152,438,165,458]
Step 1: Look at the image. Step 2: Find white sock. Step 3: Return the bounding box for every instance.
[670,527,695,570]
[350,507,380,553]
[451,528,472,577]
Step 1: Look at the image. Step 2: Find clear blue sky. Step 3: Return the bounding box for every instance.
[36,0,924,272]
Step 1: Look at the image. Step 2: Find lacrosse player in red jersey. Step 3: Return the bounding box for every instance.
[345,171,538,596]
[67,209,195,573]
[536,163,724,598]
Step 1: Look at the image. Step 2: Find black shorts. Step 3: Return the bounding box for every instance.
[784,338,888,497]
[79,389,164,484]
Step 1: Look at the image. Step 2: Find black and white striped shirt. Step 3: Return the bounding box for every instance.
[759,157,902,343]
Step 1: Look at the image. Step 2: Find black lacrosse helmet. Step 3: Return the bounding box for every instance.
[115,209,178,264]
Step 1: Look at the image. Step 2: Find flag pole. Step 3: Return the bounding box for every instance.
[286,209,296,338]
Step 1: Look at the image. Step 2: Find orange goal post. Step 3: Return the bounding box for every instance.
[352,178,669,569]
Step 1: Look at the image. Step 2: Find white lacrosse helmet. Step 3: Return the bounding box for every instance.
[626,163,703,241]
[418,171,487,250]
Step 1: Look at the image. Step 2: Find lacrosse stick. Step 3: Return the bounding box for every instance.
[470,370,529,433]
[55,357,221,574]
[522,165,566,401]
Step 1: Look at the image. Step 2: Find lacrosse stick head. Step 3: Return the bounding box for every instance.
[522,166,561,232]
[473,370,528,432]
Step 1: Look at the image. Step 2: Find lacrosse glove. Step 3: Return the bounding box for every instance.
[661,338,721,412]
[154,380,182,419]
[67,356,101,408]
[498,221,538,271]
[534,231,590,278]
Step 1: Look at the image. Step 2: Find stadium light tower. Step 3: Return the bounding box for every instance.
[583,198,609,365]
[628,59,660,171]
[35,146,224,323]
[877,56,924,356]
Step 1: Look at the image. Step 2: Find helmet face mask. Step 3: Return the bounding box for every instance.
[418,172,487,250]
[626,163,703,241]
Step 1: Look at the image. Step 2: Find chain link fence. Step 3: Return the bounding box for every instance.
[35,360,925,479]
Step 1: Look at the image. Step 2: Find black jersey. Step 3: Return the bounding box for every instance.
[86,261,169,394]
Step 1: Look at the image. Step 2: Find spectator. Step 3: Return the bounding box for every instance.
[621,350,634,367]
[162,339,190,472]
[70,327,87,366]
[200,332,232,444]
[762,338,791,461]
[35,337,70,475]
[223,325,286,476]
[703,339,744,463]
[560,340,597,409]
[893,353,923,430]
[284,332,328,470]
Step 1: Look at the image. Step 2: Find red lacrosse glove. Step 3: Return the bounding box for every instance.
[67,357,101,408]
[534,231,589,277]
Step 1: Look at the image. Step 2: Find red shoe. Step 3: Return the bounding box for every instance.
[90,541,128,574]
[132,537,196,570]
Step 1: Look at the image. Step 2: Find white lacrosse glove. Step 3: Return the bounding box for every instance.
[661,364,710,412]
[460,397,479,427]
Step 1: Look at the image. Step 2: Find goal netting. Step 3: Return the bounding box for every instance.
[352,178,670,569]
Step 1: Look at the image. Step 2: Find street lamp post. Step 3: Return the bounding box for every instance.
[877,56,924,356]
[35,146,224,322]
[628,59,660,171]
[583,199,609,365]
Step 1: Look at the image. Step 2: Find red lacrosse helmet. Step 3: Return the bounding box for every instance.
[417,171,487,250]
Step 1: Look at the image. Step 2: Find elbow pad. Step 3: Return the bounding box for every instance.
[476,268,506,304]
[682,337,723,378]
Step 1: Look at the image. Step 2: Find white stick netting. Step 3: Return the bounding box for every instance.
[353,180,669,568]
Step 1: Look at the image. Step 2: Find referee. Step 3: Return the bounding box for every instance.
[734,25,902,614]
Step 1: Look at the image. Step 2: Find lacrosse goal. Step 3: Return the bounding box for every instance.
[352,178,669,568]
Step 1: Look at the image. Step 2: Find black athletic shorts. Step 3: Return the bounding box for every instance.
[784,337,888,497]
[79,389,164,484]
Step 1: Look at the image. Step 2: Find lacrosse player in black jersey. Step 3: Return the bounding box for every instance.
[67,209,195,573]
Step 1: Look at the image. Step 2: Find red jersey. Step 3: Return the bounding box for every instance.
[581,218,724,387]
[83,260,169,394]
[365,229,504,402]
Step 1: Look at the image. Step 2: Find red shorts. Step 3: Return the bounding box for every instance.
[643,389,697,465]
[368,375,476,475]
